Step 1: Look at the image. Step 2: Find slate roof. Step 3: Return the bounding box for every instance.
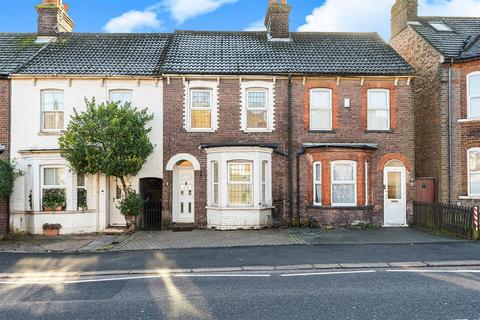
[162,31,414,76]
[0,33,44,76]
[18,33,171,76]
[410,17,480,60]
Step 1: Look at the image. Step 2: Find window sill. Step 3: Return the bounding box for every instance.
[186,129,216,133]
[458,196,480,200]
[243,129,273,134]
[22,210,95,215]
[206,206,274,210]
[309,130,335,133]
[365,130,393,133]
[458,118,480,124]
[307,205,374,210]
[38,131,63,136]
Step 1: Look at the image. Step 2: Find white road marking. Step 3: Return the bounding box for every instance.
[0,274,271,286]
[280,270,377,277]
[386,269,480,274]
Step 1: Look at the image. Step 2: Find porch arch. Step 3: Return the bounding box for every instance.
[166,153,201,171]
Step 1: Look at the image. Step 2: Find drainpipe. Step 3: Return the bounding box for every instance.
[287,75,293,227]
[447,60,453,204]
[296,148,305,227]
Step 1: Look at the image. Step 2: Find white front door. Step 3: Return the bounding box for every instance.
[173,167,195,223]
[110,177,126,226]
[384,167,407,226]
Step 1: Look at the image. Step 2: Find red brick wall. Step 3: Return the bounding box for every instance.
[0,79,10,235]
[162,78,289,227]
[297,78,415,227]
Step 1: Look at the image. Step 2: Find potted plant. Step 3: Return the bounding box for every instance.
[117,190,144,233]
[42,223,62,237]
[42,189,66,211]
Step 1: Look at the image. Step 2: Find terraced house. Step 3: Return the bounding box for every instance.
[2,0,415,234]
[390,0,480,206]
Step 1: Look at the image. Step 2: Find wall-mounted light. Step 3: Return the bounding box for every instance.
[344,98,351,108]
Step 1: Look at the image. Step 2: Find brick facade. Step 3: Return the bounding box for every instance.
[297,78,415,227]
[0,79,10,236]
[163,76,415,228]
[392,25,480,206]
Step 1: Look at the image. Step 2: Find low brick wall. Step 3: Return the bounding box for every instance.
[304,206,375,227]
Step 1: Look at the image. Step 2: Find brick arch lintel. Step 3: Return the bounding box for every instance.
[463,140,480,150]
[377,153,412,172]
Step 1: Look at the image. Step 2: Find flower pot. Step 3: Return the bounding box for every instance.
[124,215,137,233]
[43,229,60,237]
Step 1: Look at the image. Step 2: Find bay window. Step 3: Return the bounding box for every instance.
[310,89,332,130]
[190,89,213,130]
[313,162,322,205]
[331,161,357,206]
[468,72,480,118]
[246,88,268,130]
[261,160,267,206]
[41,90,64,132]
[228,162,253,206]
[367,89,390,131]
[212,161,219,206]
[468,148,480,196]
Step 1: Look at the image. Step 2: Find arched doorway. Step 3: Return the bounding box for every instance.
[140,178,162,230]
[173,160,195,223]
[384,160,407,226]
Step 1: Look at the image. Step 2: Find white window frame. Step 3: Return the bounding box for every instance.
[77,173,87,210]
[212,161,219,206]
[227,161,254,207]
[367,89,390,131]
[41,89,65,132]
[109,89,133,105]
[313,161,322,206]
[241,81,275,132]
[467,72,480,119]
[468,148,480,197]
[184,81,218,133]
[261,160,268,206]
[246,88,270,131]
[41,165,66,211]
[331,161,357,207]
[429,22,452,32]
[309,88,333,131]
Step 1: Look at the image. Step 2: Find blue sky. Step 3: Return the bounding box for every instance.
[1,0,479,39]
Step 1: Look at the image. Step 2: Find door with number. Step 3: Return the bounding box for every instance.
[384,163,407,227]
[174,167,195,223]
[110,177,126,226]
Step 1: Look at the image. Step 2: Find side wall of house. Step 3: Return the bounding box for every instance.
[390,26,447,202]
[0,79,10,236]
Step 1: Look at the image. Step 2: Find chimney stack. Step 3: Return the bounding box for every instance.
[264,0,291,40]
[391,0,418,39]
[36,0,75,37]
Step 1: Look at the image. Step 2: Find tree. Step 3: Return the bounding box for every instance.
[0,159,23,200]
[59,99,154,232]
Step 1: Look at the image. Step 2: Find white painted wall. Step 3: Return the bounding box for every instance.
[10,78,163,234]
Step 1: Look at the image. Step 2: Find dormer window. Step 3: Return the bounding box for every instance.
[429,22,452,32]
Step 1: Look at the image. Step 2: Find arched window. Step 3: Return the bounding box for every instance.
[385,159,405,168]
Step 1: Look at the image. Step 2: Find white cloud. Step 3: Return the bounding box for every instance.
[298,0,480,39]
[103,10,162,33]
[244,19,267,31]
[161,0,238,23]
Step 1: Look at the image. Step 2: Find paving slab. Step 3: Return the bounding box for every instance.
[388,261,428,268]
[242,266,276,271]
[340,262,390,269]
[275,264,314,270]
[425,260,480,267]
[313,264,342,269]
[191,267,243,273]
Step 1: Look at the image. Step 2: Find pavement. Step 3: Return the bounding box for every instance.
[1,267,480,319]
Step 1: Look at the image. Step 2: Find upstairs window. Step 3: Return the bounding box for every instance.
[468,73,480,118]
[190,89,213,130]
[110,90,132,105]
[310,89,332,130]
[367,89,390,131]
[246,88,268,130]
[41,90,64,132]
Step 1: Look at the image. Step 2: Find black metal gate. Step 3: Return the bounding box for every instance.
[140,178,162,230]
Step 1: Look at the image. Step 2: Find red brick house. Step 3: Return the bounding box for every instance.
[161,0,415,229]
[0,34,43,236]
[390,0,480,206]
